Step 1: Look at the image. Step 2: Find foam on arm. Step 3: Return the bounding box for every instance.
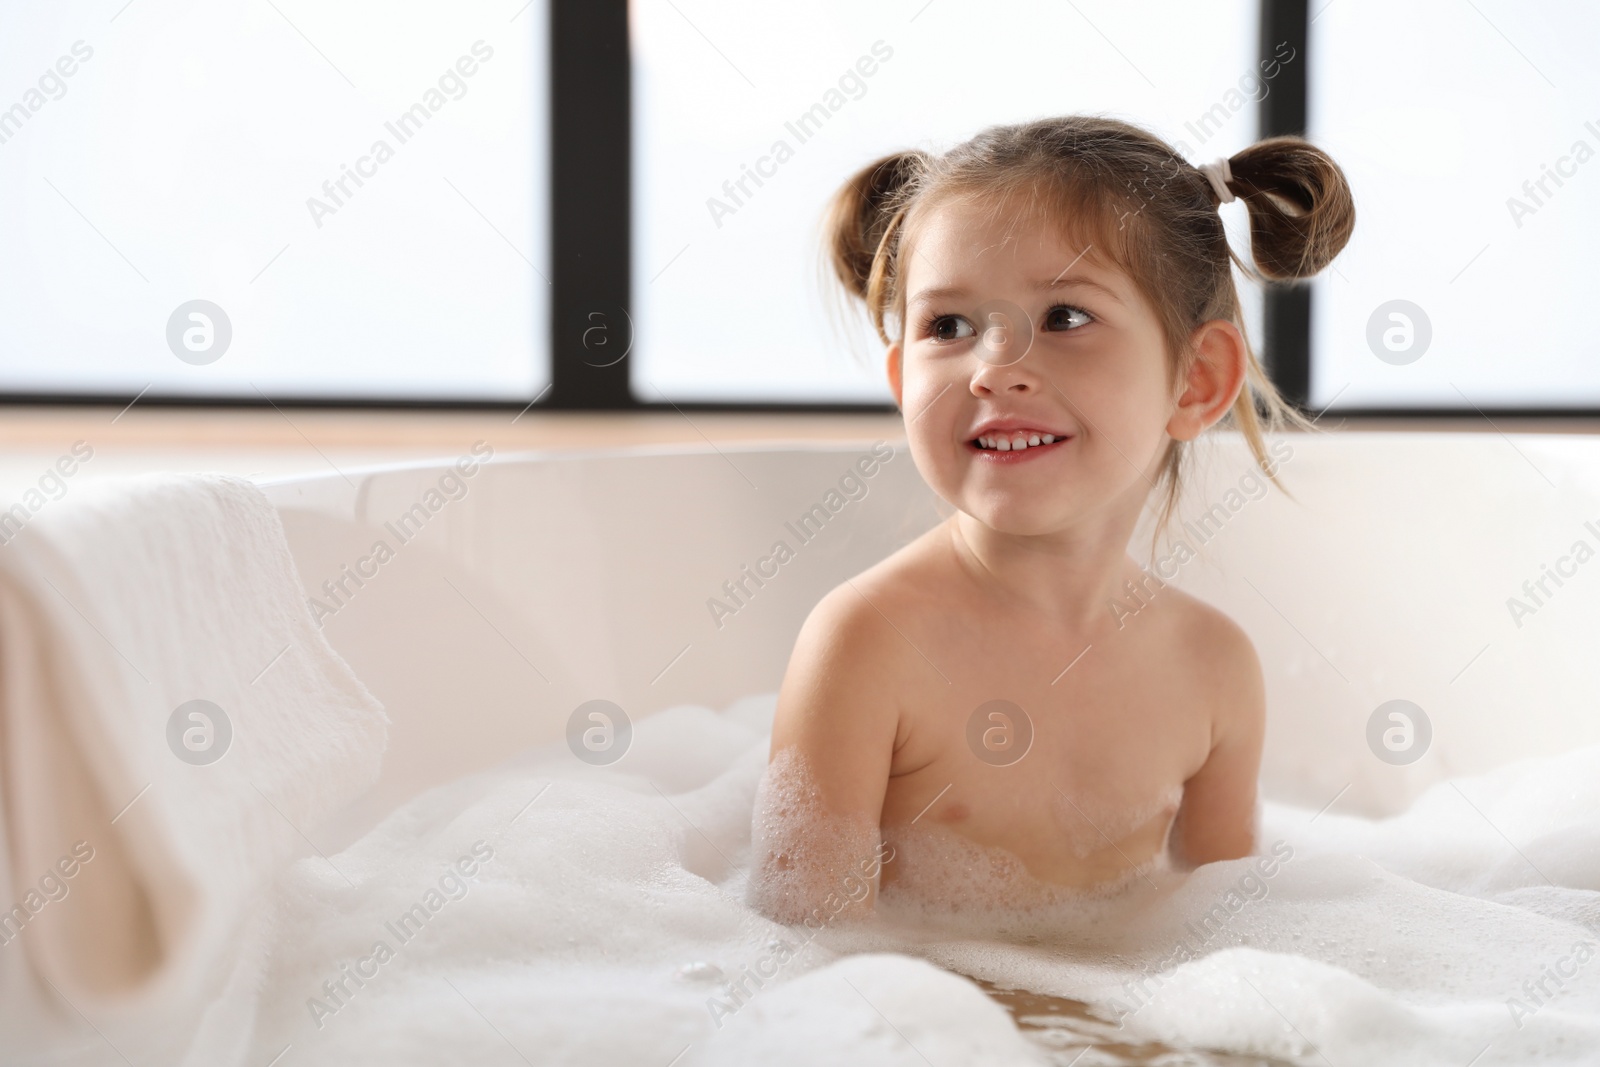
[746,587,901,924]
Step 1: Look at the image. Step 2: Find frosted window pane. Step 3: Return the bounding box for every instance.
[0,1,548,400]
[632,0,1264,402]
[1310,0,1593,409]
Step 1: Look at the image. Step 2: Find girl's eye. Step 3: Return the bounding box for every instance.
[1044,304,1093,332]
[927,315,975,342]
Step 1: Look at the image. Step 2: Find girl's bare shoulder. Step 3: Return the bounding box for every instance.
[817,521,954,617]
[792,525,956,677]
[1147,584,1266,728]
[770,534,951,749]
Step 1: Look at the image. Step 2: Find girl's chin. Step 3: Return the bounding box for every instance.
[955,503,1072,537]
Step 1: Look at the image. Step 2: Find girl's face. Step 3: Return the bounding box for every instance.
[887,196,1181,537]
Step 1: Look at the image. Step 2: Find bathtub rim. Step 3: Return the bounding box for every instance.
[250,437,914,490]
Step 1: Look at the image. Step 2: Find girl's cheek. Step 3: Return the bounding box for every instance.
[905,373,961,429]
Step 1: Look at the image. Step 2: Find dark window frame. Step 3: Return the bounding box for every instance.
[2,0,1580,417]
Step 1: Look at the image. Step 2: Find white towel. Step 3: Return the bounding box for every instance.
[0,472,387,1059]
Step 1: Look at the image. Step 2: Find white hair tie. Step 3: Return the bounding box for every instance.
[1197,156,1236,205]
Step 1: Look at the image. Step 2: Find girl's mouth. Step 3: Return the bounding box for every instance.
[967,433,1070,463]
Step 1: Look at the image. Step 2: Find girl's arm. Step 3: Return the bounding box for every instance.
[1168,619,1267,868]
[748,585,902,925]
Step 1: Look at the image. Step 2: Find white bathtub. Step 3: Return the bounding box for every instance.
[259,429,1600,851]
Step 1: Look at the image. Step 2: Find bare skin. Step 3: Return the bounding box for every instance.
[750,193,1268,922]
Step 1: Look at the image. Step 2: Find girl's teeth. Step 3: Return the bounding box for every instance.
[975,432,1059,451]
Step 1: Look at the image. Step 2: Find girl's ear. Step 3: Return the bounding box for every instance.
[885,342,903,409]
[1167,320,1247,442]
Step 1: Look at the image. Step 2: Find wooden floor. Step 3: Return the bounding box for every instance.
[0,405,908,493]
[3,405,1598,497]
[0,405,906,450]
[4,404,1599,451]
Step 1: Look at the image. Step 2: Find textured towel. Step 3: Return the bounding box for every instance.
[0,472,387,1058]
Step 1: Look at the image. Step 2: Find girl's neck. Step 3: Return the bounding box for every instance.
[944,504,1145,632]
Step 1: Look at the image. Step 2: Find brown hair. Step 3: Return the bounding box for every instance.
[822,114,1355,532]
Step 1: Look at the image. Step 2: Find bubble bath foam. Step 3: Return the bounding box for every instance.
[236,694,1600,1067]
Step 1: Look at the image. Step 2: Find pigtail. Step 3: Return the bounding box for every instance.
[1171,134,1353,531]
[1225,135,1355,281]
[823,150,928,342]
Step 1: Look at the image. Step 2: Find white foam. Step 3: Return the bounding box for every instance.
[745,746,887,926]
[222,693,1600,1066]
[870,819,1179,928]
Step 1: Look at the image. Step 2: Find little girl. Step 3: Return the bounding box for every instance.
[747,115,1354,924]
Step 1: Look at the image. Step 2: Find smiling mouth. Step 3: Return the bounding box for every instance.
[971,431,1062,452]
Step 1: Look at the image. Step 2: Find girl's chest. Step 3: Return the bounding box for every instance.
[881,631,1211,833]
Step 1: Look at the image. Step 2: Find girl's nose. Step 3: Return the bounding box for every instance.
[970,344,1041,395]
[970,365,1040,398]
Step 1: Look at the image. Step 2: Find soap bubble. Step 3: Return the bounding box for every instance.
[674,961,724,983]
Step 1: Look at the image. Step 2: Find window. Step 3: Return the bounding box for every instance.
[630,0,1264,403]
[1309,0,1597,411]
[0,1,548,401]
[10,1,1574,414]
